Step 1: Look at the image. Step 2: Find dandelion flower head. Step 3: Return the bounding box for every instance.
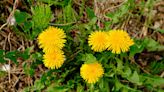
[43,50,65,69]
[106,30,134,54]
[88,31,108,52]
[38,26,66,53]
[80,62,104,84]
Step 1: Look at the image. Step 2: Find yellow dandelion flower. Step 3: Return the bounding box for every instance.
[106,30,134,54]
[80,62,104,84]
[88,31,108,52]
[43,50,65,69]
[38,26,66,53]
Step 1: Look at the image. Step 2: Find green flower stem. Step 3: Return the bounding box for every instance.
[90,84,94,92]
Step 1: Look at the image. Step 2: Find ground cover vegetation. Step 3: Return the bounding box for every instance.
[0,0,164,92]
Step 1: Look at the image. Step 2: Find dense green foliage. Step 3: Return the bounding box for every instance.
[0,0,164,92]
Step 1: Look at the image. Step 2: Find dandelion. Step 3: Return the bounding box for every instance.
[106,30,134,54]
[88,31,108,52]
[38,26,66,53]
[80,62,104,84]
[43,50,65,69]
